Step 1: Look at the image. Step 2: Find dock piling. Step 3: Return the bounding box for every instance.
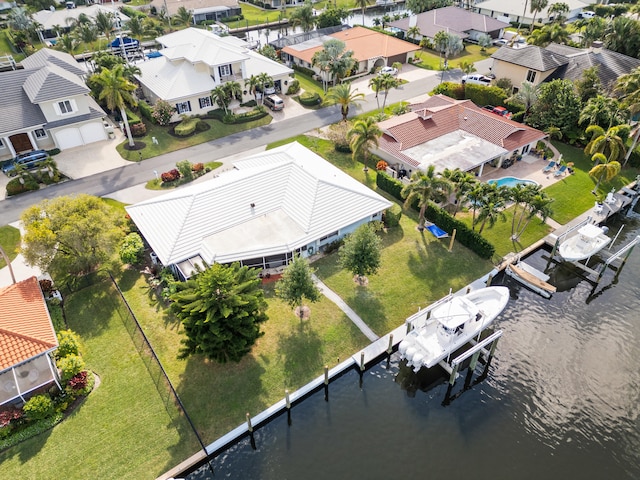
[285,389,291,426]
[324,365,329,402]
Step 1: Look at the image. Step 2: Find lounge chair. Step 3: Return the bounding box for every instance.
[554,165,567,177]
[542,161,556,173]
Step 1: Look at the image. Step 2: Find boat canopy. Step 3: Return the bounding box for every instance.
[435,297,479,329]
[578,223,604,239]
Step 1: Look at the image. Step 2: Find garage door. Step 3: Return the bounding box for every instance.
[80,122,107,144]
[55,128,83,150]
[55,122,107,150]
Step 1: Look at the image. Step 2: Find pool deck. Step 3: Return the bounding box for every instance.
[479,153,567,189]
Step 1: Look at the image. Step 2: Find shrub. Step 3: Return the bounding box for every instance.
[176,160,193,181]
[6,175,39,196]
[152,100,176,126]
[58,355,86,383]
[326,121,351,153]
[23,394,54,421]
[130,122,147,137]
[67,371,88,392]
[223,108,268,124]
[161,169,180,183]
[138,100,154,122]
[47,300,66,331]
[464,84,507,108]
[174,117,199,136]
[56,330,82,359]
[119,232,145,265]
[126,109,141,126]
[195,120,209,132]
[192,162,204,172]
[376,160,388,171]
[0,408,23,428]
[39,279,54,294]
[430,82,465,99]
[299,92,321,106]
[322,238,344,254]
[46,148,61,156]
[286,79,300,95]
[291,63,316,78]
[383,204,402,228]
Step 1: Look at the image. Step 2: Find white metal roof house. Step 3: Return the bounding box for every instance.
[0,48,108,161]
[149,0,241,24]
[475,0,591,24]
[32,4,130,42]
[135,28,294,122]
[126,142,392,280]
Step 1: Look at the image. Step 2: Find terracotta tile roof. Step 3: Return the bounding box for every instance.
[0,277,57,371]
[378,95,545,169]
[282,26,419,65]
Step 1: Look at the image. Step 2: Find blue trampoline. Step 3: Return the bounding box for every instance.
[426,224,448,239]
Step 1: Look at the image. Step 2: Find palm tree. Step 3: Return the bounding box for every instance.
[127,16,145,39]
[529,0,549,33]
[256,72,274,105]
[224,80,243,103]
[441,168,477,217]
[325,83,364,122]
[459,61,476,75]
[579,17,606,48]
[513,188,553,240]
[312,39,355,92]
[353,0,373,25]
[91,65,137,148]
[548,2,570,23]
[65,12,92,29]
[516,0,529,34]
[74,23,98,45]
[211,85,230,113]
[528,23,569,46]
[406,25,421,43]
[506,80,538,119]
[589,153,622,193]
[94,10,114,42]
[174,6,193,26]
[475,186,507,234]
[245,75,260,102]
[369,73,399,111]
[57,34,78,54]
[348,117,382,170]
[122,63,141,82]
[584,124,627,164]
[579,95,625,129]
[604,16,640,57]
[401,166,453,231]
[289,3,315,33]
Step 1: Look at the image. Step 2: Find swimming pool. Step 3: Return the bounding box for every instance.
[488,176,538,188]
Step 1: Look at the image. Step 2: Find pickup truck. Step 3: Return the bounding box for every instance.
[483,105,512,119]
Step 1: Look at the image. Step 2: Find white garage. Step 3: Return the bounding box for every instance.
[54,122,107,150]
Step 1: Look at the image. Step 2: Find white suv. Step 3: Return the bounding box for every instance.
[461,74,492,86]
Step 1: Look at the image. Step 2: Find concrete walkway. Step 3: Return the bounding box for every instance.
[312,274,379,342]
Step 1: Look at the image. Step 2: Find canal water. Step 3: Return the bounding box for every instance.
[187,214,640,480]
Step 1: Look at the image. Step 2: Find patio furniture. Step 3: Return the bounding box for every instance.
[554,165,567,177]
[543,161,556,173]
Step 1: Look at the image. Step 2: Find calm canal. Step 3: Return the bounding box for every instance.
[188,214,640,480]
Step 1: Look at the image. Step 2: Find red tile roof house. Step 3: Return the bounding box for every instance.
[373,95,546,178]
[0,277,61,408]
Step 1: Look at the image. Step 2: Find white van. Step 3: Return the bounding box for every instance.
[461,74,492,86]
[580,11,596,19]
[264,95,284,111]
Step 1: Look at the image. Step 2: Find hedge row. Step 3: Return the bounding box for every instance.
[376,172,495,259]
[222,108,268,124]
[291,63,317,79]
[300,92,321,106]
[138,100,154,123]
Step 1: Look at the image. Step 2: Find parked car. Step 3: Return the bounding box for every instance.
[1,150,49,176]
[482,105,513,119]
[461,74,492,86]
[256,83,276,95]
[264,94,285,111]
[579,11,595,19]
[379,66,398,76]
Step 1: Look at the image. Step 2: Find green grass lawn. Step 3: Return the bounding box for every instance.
[415,44,498,70]
[116,116,272,161]
[115,269,369,442]
[0,280,199,480]
[0,225,20,270]
[238,4,293,27]
[294,71,326,97]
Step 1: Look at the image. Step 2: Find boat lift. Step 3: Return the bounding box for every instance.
[440,330,503,405]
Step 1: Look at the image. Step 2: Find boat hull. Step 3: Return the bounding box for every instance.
[558,226,611,262]
[399,287,509,372]
[505,263,556,299]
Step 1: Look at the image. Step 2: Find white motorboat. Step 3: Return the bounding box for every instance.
[505,262,556,299]
[398,286,510,372]
[558,223,610,262]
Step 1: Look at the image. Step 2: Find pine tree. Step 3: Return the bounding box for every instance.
[171,263,268,362]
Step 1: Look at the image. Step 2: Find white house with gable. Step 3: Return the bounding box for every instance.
[126,142,392,280]
[135,28,294,122]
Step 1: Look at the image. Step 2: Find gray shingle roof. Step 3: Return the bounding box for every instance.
[0,69,47,135]
[20,48,87,77]
[22,65,89,104]
[389,6,509,39]
[545,44,640,92]
[491,45,569,72]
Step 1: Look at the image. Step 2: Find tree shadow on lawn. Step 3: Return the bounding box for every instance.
[277,320,324,387]
[347,285,387,336]
[173,354,267,445]
[380,223,405,248]
[0,423,54,464]
[64,282,122,339]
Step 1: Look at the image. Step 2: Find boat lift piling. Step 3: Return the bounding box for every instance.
[441,330,503,406]
[246,413,257,450]
[285,390,292,426]
[324,365,329,402]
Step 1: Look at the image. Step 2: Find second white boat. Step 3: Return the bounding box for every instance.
[399,286,510,372]
[559,223,610,262]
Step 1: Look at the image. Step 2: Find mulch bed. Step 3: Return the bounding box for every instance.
[260,273,282,284]
[124,141,146,151]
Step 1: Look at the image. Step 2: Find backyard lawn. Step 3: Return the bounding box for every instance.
[115,270,370,442]
[116,115,272,161]
[415,44,498,70]
[0,280,199,480]
[0,225,20,270]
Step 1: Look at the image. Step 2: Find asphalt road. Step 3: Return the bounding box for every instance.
[0,69,462,225]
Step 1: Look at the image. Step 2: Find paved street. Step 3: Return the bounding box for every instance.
[0,68,462,225]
